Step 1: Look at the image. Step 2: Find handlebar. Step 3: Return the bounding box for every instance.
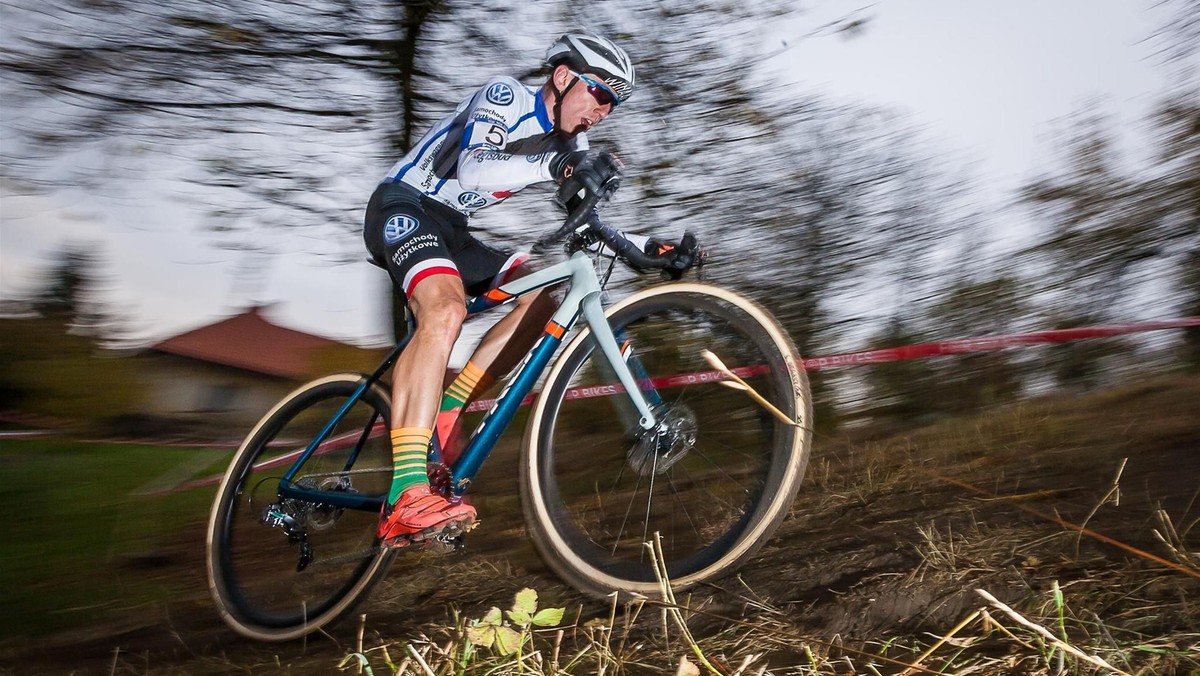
[535,183,703,275]
[536,203,671,270]
[534,182,606,251]
[587,219,676,270]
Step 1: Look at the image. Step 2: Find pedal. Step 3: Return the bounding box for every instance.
[380,519,476,553]
[423,534,466,555]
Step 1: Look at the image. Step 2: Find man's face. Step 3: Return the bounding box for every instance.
[553,66,618,136]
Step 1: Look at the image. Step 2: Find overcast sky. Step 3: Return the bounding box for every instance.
[0,1,1173,350]
[773,1,1168,195]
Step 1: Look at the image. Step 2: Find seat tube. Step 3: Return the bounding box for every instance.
[580,292,657,430]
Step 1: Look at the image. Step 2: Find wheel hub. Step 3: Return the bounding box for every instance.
[627,405,697,476]
[305,476,353,531]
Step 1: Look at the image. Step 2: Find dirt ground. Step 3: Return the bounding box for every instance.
[3,375,1198,675]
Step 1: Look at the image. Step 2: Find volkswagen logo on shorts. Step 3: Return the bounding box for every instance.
[485,82,514,106]
[458,192,487,209]
[383,214,420,245]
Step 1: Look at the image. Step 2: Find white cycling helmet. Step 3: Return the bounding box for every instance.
[545,33,635,103]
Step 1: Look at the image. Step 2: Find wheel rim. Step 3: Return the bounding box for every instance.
[212,380,392,633]
[535,291,801,585]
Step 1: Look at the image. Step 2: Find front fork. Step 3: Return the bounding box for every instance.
[579,291,659,431]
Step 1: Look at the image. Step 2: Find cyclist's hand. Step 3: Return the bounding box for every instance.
[645,232,699,280]
[554,151,623,211]
[549,150,585,182]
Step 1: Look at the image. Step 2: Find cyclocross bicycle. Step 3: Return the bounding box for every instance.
[205,189,814,641]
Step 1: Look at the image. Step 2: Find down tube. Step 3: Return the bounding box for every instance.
[450,329,564,493]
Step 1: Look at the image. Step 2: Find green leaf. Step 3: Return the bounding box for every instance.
[493,625,524,656]
[511,588,538,616]
[530,607,565,627]
[466,624,495,648]
[507,588,538,625]
[478,607,502,627]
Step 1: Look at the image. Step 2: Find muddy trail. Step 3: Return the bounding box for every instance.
[3,376,1198,674]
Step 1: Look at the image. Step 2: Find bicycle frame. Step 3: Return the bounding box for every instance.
[275,250,660,510]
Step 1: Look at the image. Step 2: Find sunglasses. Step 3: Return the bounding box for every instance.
[568,69,620,108]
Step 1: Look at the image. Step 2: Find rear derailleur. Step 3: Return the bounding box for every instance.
[262,502,314,571]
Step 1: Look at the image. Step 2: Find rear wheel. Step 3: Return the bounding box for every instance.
[521,283,812,598]
[206,374,396,641]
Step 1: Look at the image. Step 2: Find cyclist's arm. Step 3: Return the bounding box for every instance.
[456,78,586,191]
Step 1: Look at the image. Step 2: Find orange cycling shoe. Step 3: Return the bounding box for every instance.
[377,484,476,548]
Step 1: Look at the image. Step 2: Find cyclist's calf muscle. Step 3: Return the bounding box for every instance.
[391,274,467,430]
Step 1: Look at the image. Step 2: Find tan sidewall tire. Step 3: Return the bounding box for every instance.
[520,283,812,598]
[205,373,396,641]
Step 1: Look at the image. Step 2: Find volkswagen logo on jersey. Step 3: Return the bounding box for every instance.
[383,214,420,245]
[485,82,514,106]
[458,192,487,209]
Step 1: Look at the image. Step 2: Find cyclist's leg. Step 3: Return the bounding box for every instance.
[434,247,556,460]
[364,183,475,543]
[393,274,466,431]
[470,261,558,376]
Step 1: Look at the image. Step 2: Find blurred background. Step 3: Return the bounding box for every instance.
[2,0,1196,436]
[2,2,1199,668]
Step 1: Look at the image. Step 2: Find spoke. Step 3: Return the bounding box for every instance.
[604,445,631,502]
[585,441,631,526]
[664,470,704,542]
[681,444,753,513]
[640,442,661,562]
[610,465,645,556]
[673,459,749,539]
[669,377,692,408]
[674,459,724,513]
[692,429,767,463]
[687,441,749,487]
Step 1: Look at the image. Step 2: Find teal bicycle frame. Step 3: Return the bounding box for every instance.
[275,250,660,510]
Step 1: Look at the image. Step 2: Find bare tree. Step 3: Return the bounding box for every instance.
[0,0,404,234]
[4,0,973,403]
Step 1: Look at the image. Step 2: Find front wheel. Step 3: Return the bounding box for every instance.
[521,283,812,598]
[206,374,396,641]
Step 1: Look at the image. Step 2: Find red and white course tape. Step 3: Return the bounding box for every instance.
[464,317,1200,412]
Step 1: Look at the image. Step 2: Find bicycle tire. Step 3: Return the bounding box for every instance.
[520,283,812,598]
[206,374,397,641]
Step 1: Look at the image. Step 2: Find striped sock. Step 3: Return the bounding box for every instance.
[441,361,494,412]
[387,427,433,504]
[436,361,494,444]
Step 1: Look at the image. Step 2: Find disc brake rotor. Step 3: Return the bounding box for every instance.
[627,405,697,476]
[302,476,356,530]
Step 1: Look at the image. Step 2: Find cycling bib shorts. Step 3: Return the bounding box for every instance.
[364,181,526,299]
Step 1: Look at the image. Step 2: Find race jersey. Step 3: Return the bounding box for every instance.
[384,76,586,216]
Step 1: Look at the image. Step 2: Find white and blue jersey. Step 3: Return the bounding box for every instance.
[385,76,586,216]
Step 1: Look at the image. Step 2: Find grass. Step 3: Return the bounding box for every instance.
[335,567,1198,674]
[3,374,1199,674]
[334,568,1198,674]
[0,437,228,637]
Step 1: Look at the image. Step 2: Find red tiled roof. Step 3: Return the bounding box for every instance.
[151,306,349,379]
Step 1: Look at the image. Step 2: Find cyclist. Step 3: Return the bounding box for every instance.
[363,33,695,548]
